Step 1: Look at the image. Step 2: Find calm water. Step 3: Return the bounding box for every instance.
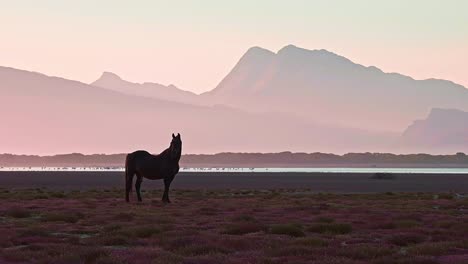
[1,167,468,174]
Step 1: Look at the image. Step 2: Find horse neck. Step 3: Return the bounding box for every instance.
[160,148,170,156]
[173,150,181,163]
[161,147,180,164]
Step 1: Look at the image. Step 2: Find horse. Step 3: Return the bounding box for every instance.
[125,133,182,203]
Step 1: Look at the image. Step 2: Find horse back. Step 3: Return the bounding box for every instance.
[130,150,167,180]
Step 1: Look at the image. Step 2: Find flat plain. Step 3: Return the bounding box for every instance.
[0,172,467,263]
[1,171,467,192]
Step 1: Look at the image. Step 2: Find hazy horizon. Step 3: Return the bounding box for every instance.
[1,0,467,93]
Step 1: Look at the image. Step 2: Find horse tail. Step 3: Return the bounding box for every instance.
[125,153,135,202]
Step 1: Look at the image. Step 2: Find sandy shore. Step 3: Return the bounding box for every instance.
[0,171,467,192]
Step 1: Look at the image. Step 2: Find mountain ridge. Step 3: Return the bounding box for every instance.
[1,65,399,154]
[91,71,199,104]
[202,45,468,132]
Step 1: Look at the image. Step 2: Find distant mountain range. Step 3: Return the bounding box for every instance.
[401,108,468,153]
[203,45,468,132]
[91,72,200,105]
[1,44,467,154]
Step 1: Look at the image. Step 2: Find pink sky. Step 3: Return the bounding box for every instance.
[0,1,467,93]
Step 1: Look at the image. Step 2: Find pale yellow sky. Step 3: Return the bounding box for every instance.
[0,0,467,93]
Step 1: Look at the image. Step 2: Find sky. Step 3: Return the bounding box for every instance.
[0,0,467,94]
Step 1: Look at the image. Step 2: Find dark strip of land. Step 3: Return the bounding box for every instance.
[0,171,467,193]
[1,152,468,167]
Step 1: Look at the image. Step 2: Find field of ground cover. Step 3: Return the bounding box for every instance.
[0,188,467,264]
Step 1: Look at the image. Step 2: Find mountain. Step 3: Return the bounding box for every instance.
[203,45,468,132]
[0,66,395,154]
[0,66,198,154]
[2,44,467,154]
[91,72,199,104]
[400,108,468,153]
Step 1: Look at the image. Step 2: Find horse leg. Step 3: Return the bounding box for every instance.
[125,169,135,203]
[162,177,173,203]
[135,176,143,202]
[125,153,137,202]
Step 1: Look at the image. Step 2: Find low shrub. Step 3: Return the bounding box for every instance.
[270,245,313,257]
[5,207,32,218]
[49,192,66,198]
[131,226,162,238]
[42,211,84,223]
[308,223,352,234]
[315,216,335,223]
[437,193,454,200]
[270,224,305,237]
[407,241,466,256]
[337,244,395,260]
[395,220,421,228]
[177,244,231,256]
[388,233,426,246]
[232,214,256,222]
[294,237,328,247]
[223,221,266,235]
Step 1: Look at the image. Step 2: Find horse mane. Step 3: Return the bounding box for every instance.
[160,147,170,156]
[159,142,182,162]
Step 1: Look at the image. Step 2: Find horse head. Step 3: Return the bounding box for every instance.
[170,133,182,160]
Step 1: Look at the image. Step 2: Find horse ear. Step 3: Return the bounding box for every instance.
[177,133,180,138]
[172,133,175,139]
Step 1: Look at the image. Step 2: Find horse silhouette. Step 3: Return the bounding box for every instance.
[125,133,182,203]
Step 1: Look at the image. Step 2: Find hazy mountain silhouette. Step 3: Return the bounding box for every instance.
[400,108,468,153]
[0,66,395,154]
[91,72,200,104]
[2,44,468,154]
[203,45,468,132]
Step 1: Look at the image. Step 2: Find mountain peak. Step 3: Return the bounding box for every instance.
[98,71,122,82]
[91,72,124,87]
[231,46,275,71]
[245,46,275,55]
[241,46,275,61]
[277,45,344,59]
[277,44,299,53]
